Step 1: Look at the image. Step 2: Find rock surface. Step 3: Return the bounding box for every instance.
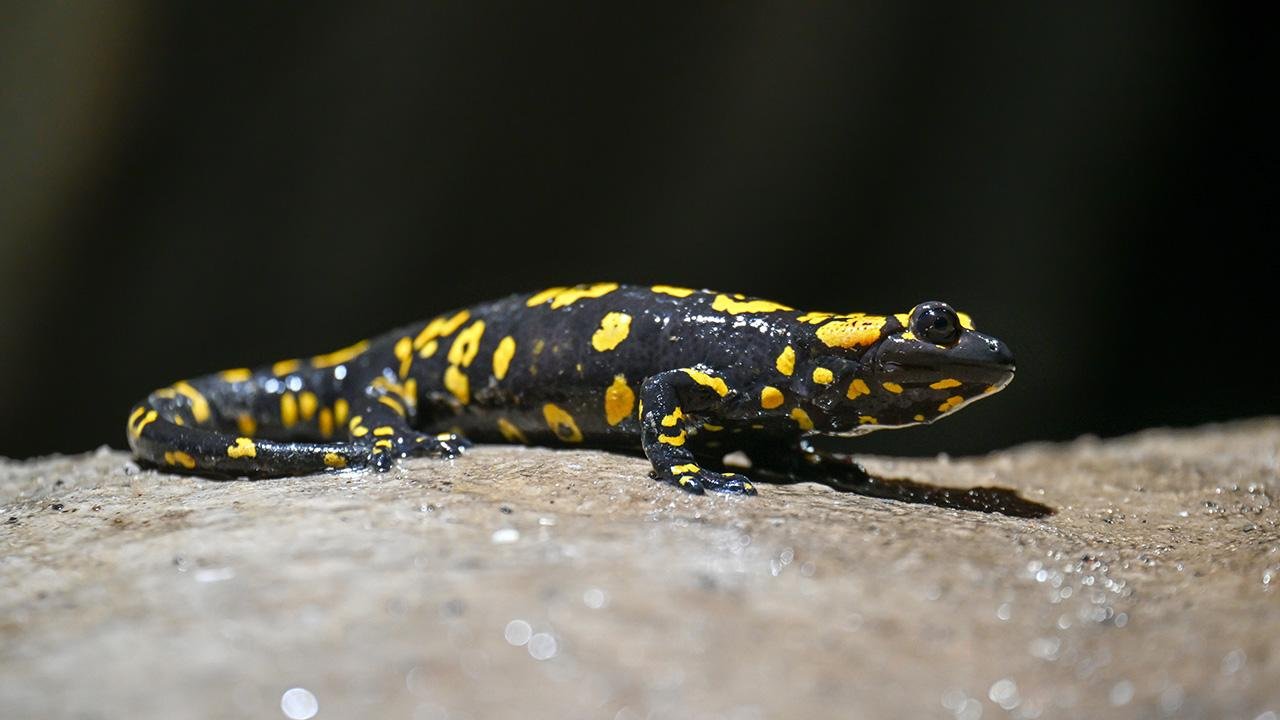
[2,420,1278,720]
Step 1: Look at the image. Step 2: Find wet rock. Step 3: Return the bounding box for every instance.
[1,420,1277,719]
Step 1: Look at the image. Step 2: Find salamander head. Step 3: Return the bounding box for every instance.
[819,301,1015,435]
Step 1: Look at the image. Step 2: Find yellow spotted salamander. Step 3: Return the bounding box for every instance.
[127,283,1014,495]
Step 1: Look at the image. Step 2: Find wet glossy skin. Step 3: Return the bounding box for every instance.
[126,283,1015,495]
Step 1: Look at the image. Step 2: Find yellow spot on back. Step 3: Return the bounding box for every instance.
[882,381,904,394]
[815,316,887,349]
[298,391,318,421]
[312,340,370,369]
[846,378,870,399]
[930,378,962,390]
[413,310,471,350]
[172,381,210,423]
[591,312,633,352]
[543,403,583,443]
[658,430,687,446]
[604,375,636,426]
[372,426,395,437]
[651,285,696,297]
[333,398,349,427]
[227,437,257,459]
[789,407,814,431]
[323,452,347,469]
[711,293,793,314]
[661,407,685,427]
[271,359,302,376]
[682,369,729,397]
[493,336,516,380]
[497,417,528,444]
[671,463,700,474]
[378,395,406,415]
[318,407,334,437]
[163,451,197,469]
[418,339,439,358]
[812,367,834,385]
[220,368,253,383]
[280,392,298,428]
[761,386,784,409]
[914,414,926,422]
[444,366,470,405]
[394,336,413,378]
[938,395,964,412]
[374,439,393,449]
[237,413,257,436]
[527,283,620,309]
[448,320,486,367]
[775,345,795,376]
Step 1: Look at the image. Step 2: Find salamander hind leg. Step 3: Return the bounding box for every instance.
[639,368,756,496]
[345,385,471,471]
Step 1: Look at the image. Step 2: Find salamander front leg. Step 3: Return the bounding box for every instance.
[639,368,755,496]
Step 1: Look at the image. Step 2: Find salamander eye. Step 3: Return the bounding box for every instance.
[912,302,962,345]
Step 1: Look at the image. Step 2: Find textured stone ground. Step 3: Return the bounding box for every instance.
[2,420,1278,720]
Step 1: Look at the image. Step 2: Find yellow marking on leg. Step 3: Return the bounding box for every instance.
[280,392,298,428]
[930,378,962,390]
[938,395,964,412]
[220,368,253,383]
[394,336,414,378]
[133,409,158,437]
[403,378,418,408]
[661,407,684,427]
[318,407,334,438]
[348,415,369,437]
[333,398,349,427]
[604,375,636,426]
[711,294,793,314]
[846,378,870,399]
[761,386,784,409]
[859,415,878,425]
[789,407,814,431]
[542,403,584,443]
[163,450,197,469]
[372,425,396,437]
[312,340,370,369]
[671,463,700,474]
[323,452,347,469]
[444,366,470,405]
[418,339,439,358]
[527,283,620,309]
[914,414,926,422]
[497,417,528,444]
[678,476,696,487]
[374,439,393,450]
[493,336,516,380]
[681,369,729,396]
[378,395,406,416]
[984,385,999,394]
[658,430,687,447]
[173,415,185,426]
[227,437,257,459]
[172,381,211,423]
[775,345,795,376]
[413,310,471,350]
[812,367,834,385]
[236,413,257,436]
[816,316,887,349]
[651,284,695,297]
[591,311,633,352]
[271,359,302,376]
[298,391,318,421]
[882,381,904,394]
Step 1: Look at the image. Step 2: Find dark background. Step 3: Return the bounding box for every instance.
[1,4,1274,460]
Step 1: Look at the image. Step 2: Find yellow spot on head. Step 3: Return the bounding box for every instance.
[775,346,796,376]
[493,336,516,380]
[711,293,793,314]
[661,407,684,427]
[318,407,334,437]
[280,392,298,428]
[682,369,729,397]
[227,437,257,459]
[271,359,302,376]
[443,366,470,405]
[938,395,964,412]
[670,463,700,474]
[236,413,257,436]
[372,426,395,437]
[312,340,370,369]
[930,378,962,390]
[543,403,584,443]
[173,415,185,426]
[815,316,886,349]
[658,430,687,447]
[957,312,975,330]
[760,386,784,409]
[591,311,633,352]
[448,320,487,367]
[858,415,877,425]
[789,407,814,431]
[846,378,870,400]
[130,408,158,438]
[812,367,834,385]
[651,284,696,298]
[163,450,197,469]
[984,385,999,394]
[497,417,528,444]
[901,331,916,341]
[604,375,636,426]
[527,283,620,309]
[220,368,253,383]
[173,381,211,423]
[323,452,347,469]
[298,391,318,421]
[882,381,904,394]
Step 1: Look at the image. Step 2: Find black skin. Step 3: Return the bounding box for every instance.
[127,284,1015,496]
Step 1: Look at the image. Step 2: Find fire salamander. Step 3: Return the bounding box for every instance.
[127,283,1015,495]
